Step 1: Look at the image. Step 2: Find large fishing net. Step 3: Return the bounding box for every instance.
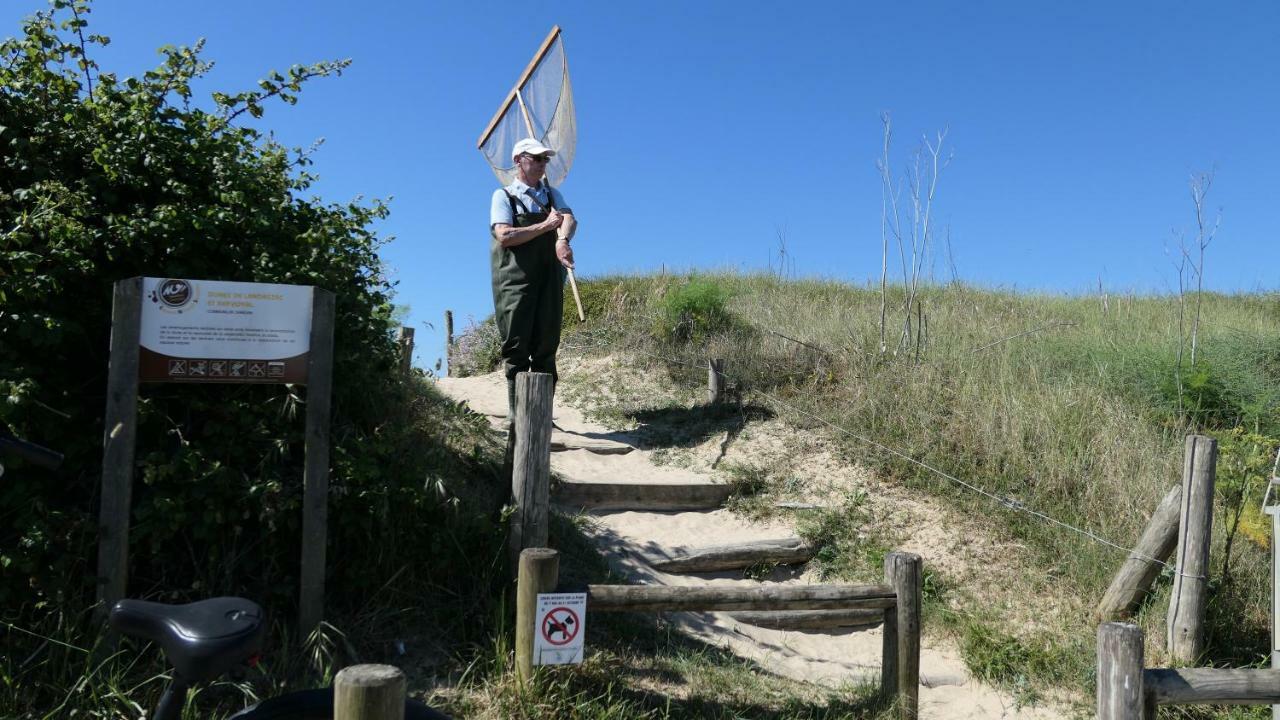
[478,32,576,188]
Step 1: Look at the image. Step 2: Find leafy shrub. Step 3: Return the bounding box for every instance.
[0,1,503,638]
[1214,428,1280,550]
[451,316,503,377]
[561,276,614,329]
[653,276,734,343]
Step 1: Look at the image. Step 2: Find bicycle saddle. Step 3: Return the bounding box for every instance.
[110,597,265,682]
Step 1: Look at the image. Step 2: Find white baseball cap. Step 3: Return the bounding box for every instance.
[512,138,556,160]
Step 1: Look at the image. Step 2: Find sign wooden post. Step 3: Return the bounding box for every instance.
[96,277,143,617]
[96,277,332,633]
[300,289,335,636]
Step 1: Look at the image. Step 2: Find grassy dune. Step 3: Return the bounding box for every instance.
[543,272,1279,711]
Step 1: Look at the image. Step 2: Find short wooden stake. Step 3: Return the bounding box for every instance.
[1096,484,1183,621]
[515,548,560,683]
[444,310,454,377]
[96,277,143,619]
[1168,434,1217,664]
[1097,622,1145,720]
[334,664,406,720]
[883,551,921,719]
[510,372,554,567]
[707,358,725,404]
[395,326,414,376]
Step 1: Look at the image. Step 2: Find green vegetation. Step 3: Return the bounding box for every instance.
[553,271,1279,710]
[654,275,737,343]
[6,2,1278,716]
[1,4,508,716]
[0,7,908,718]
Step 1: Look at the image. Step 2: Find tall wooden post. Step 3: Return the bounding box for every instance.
[1098,622,1145,720]
[883,552,921,719]
[510,372,554,567]
[334,664,406,720]
[96,277,143,617]
[444,310,454,377]
[707,358,725,404]
[515,548,560,683]
[299,289,336,636]
[1168,434,1217,663]
[1096,484,1183,621]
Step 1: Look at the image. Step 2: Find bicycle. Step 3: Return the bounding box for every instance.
[0,427,64,476]
[108,597,451,719]
[0,431,449,719]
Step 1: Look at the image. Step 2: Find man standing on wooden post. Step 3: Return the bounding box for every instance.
[489,138,578,418]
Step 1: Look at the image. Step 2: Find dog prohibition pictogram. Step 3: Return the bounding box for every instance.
[541,606,579,646]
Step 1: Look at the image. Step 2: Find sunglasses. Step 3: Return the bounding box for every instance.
[522,154,551,164]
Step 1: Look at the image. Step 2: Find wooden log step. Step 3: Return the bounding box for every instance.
[550,432,634,455]
[554,481,734,511]
[729,609,884,631]
[1146,668,1280,705]
[650,537,816,573]
[587,582,895,613]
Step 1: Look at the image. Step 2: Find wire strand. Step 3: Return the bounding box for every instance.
[604,332,1174,569]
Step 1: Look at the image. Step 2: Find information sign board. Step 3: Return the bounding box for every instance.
[534,592,586,665]
[138,278,313,384]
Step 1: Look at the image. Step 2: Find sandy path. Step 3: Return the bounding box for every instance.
[436,369,1076,719]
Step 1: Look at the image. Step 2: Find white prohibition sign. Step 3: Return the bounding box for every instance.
[534,592,586,665]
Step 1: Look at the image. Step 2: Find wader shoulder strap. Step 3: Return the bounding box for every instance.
[504,191,529,219]
[504,185,556,217]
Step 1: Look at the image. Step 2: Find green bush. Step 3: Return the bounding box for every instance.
[0,0,503,656]
[561,276,615,330]
[654,276,734,343]
[451,316,503,377]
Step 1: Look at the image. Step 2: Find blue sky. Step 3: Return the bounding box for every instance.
[11,1,1279,368]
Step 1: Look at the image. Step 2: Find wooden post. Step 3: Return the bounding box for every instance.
[395,326,414,376]
[1098,622,1145,720]
[96,277,143,618]
[334,664,406,720]
[1097,484,1183,621]
[883,552,921,719]
[515,548,560,683]
[299,289,335,637]
[708,358,725,404]
[510,372,554,566]
[444,310,453,377]
[881,583,899,705]
[1168,434,1217,664]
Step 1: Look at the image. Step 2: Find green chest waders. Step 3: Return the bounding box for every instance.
[490,191,566,417]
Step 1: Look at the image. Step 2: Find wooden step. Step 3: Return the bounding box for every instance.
[729,609,884,631]
[553,481,734,511]
[650,537,816,573]
[550,432,634,455]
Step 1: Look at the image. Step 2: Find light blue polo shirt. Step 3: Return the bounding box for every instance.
[489,179,571,229]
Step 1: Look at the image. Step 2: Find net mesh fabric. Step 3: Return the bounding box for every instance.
[480,34,576,188]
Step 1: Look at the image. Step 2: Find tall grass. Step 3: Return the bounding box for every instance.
[558,272,1279,698]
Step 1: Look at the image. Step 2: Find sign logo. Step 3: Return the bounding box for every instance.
[149,279,198,314]
[541,606,580,646]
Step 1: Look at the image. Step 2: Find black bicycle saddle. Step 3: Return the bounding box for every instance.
[109,597,265,682]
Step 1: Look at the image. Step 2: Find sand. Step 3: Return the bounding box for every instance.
[436,365,1081,718]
